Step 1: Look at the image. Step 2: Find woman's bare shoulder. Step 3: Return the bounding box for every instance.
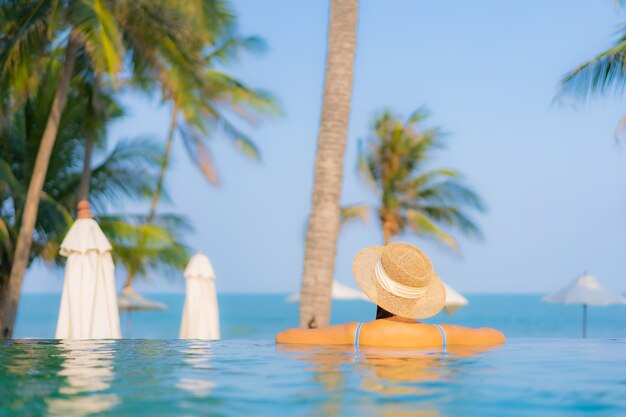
[441,324,506,345]
[359,321,505,347]
[275,322,359,345]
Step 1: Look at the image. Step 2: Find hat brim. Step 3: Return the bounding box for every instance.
[352,246,446,319]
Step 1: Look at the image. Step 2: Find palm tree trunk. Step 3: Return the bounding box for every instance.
[383,223,392,246]
[122,102,178,290]
[77,132,95,202]
[122,270,135,291]
[299,0,358,329]
[77,75,102,204]
[0,32,81,339]
[147,101,178,224]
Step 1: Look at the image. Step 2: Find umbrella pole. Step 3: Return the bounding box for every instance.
[582,304,587,338]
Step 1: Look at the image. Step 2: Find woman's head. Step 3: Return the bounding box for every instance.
[354,242,446,319]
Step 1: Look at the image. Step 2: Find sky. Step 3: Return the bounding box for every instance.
[24,0,626,295]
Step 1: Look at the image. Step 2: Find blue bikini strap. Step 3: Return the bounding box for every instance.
[354,322,364,350]
[432,324,447,352]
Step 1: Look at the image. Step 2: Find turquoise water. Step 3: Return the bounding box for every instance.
[14,293,626,339]
[1,339,625,416]
[4,294,626,416]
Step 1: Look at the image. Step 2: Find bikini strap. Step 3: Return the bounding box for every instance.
[354,322,364,350]
[432,324,447,352]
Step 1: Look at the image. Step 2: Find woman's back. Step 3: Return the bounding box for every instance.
[276,319,505,347]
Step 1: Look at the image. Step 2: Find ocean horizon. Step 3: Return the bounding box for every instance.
[14,293,626,340]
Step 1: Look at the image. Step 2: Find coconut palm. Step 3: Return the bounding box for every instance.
[120,35,279,292]
[357,109,484,247]
[149,37,278,214]
[558,4,626,137]
[0,56,189,337]
[0,0,212,337]
[126,0,272,216]
[299,0,359,329]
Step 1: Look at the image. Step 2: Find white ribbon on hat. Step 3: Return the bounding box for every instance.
[375,258,428,299]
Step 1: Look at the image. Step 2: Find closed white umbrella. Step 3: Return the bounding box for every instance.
[443,283,468,315]
[543,273,626,337]
[180,253,220,340]
[55,203,121,339]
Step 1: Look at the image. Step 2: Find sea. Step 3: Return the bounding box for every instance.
[13,293,626,339]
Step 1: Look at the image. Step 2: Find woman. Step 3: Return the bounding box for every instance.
[277,242,505,348]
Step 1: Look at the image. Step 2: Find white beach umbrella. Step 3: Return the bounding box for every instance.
[55,204,121,339]
[117,287,166,311]
[286,280,370,302]
[286,281,469,316]
[542,273,626,337]
[443,283,469,315]
[180,253,220,340]
[331,281,371,301]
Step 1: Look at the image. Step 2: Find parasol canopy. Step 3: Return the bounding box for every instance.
[179,253,220,340]
[55,206,121,339]
[543,273,626,337]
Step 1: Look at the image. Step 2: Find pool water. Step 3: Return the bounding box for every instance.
[1,339,625,417]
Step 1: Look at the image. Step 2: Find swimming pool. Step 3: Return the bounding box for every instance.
[1,339,624,417]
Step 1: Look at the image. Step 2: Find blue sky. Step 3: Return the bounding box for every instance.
[25,0,626,294]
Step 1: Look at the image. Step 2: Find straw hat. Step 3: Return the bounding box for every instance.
[353,242,446,319]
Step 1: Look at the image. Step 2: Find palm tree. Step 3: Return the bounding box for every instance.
[0,72,189,304]
[0,0,210,337]
[558,4,626,137]
[357,109,484,247]
[299,0,359,329]
[121,34,279,291]
[149,39,278,214]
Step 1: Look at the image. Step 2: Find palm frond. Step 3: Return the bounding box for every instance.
[559,28,626,100]
[0,0,56,100]
[0,158,23,193]
[179,122,219,185]
[357,108,484,248]
[87,137,164,209]
[417,206,483,240]
[412,179,485,211]
[71,0,124,80]
[220,117,261,161]
[402,169,461,190]
[406,209,458,250]
[206,35,266,64]
[406,106,430,126]
[99,213,191,279]
[0,217,13,255]
[340,204,369,227]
